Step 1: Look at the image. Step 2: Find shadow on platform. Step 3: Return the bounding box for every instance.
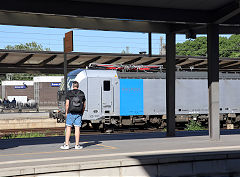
[81,129,240,141]
[0,136,101,150]
[1,129,240,150]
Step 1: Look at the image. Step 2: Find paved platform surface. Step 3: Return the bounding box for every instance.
[1,130,240,176]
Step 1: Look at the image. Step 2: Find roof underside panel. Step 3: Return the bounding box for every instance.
[0,0,239,32]
[73,0,233,10]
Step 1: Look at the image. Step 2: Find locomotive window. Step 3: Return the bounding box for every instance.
[104,81,110,91]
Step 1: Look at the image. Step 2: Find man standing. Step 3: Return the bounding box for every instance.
[60,81,86,150]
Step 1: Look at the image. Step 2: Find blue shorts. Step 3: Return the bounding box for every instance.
[66,113,82,127]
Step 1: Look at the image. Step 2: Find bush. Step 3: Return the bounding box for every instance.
[185,120,205,131]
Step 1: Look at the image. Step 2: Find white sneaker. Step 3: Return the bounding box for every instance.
[75,145,83,149]
[60,144,70,150]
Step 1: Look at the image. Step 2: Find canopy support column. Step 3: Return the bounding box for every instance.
[166,32,176,137]
[207,24,220,141]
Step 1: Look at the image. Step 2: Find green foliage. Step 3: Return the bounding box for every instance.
[176,37,207,56]
[176,35,240,58]
[185,120,205,131]
[162,128,167,132]
[228,35,240,58]
[5,42,50,51]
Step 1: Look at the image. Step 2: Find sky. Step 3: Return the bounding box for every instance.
[0,25,231,55]
[0,25,188,54]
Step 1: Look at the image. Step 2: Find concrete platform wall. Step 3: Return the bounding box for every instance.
[0,118,65,130]
[3,153,240,177]
[36,159,240,177]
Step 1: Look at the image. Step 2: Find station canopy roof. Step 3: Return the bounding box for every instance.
[0,50,240,74]
[0,1,239,75]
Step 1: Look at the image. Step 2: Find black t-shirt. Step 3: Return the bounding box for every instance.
[66,89,86,113]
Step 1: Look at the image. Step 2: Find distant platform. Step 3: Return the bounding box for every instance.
[1,130,240,176]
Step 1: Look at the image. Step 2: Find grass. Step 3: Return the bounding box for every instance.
[1,129,65,139]
[1,132,46,139]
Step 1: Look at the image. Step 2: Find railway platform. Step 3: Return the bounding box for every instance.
[0,112,65,130]
[1,130,240,177]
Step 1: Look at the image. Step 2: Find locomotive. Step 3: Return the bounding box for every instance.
[50,64,240,130]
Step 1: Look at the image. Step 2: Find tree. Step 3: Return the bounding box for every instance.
[227,35,240,58]
[5,42,50,51]
[176,37,207,56]
[5,73,54,81]
[176,35,240,58]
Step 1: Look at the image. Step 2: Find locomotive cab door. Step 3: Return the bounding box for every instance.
[87,78,102,120]
[101,79,113,114]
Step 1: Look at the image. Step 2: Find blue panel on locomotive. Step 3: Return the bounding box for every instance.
[120,79,143,116]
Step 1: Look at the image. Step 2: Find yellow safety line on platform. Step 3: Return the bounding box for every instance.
[96,143,117,149]
[1,145,240,165]
[0,142,117,157]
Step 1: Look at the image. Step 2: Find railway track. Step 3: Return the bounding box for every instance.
[0,127,65,139]
[0,126,237,139]
[0,127,168,138]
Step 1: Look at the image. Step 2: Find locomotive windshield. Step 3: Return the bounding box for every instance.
[67,75,76,91]
[67,69,83,91]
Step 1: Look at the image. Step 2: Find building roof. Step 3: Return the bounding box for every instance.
[2,80,34,86]
[33,76,63,83]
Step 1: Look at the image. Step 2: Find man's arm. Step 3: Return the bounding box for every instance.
[82,101,86,114]
[65,99,69,117]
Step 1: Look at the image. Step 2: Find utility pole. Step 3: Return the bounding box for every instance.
[148,32,152,57]
[126,46,129,54]
[160,36,163,55]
